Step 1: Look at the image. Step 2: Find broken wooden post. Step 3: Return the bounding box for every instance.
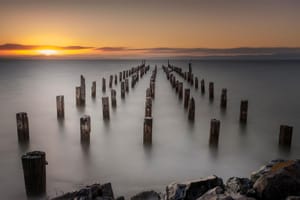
[109,75,113,88]
[21,151,47,196]
[239,100,248,123]
[16,112,29,142]
[102,97,110,120]
[102,78,106,92]
[145,97,152,117]
[80,115,91,141]
[184,89,190,109]
[178,82,183,99]
[91,81,96,98]
[80,75,86,105]
[209,119,220,146]
[188,97,195,121]
[115,74,118,85]
[194,77,198,89]
[56,95,64,118]
[220,89,227,109]
[125,79,129,93]
[209,82,214,101]
[279,125,293,147]
[201,79,205,94]
[111,89,117,108]
[121,81,125,99]
[143,117,153,145]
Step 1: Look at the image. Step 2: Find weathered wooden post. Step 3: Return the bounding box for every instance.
[125,79,129,93]
[91,81,96,98]
[119,72,122,82]
[111,89,117,108]
[175,80,179,93]
[143,117,153,145]
[102,78,106,92]
[21,151,47,196]
[190,74,194,86]
[279,125,293,147]
[209,82,214,101]
[209,119,220,146]
[16,112,29,142]
[184,89,190,109]
[145,97,152,117]
[56,95,64,118]
[102,97,110,120]
[220,89,227,109]
[239,100,248,123]
[146,88,151,98]
[80,115,91,141]
[115,74,118,85]
[80,75,86,105]
[109,75,113,88]
[178,82,183,99]
[121,81,125,99]
[150,81,155,98]
[188,97,195,121]
[201,79,205,94]
[195,77,199,89]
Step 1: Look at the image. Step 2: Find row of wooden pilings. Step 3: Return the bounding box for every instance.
[143,66,157,145]
[162,61,294,148]
[16,62,151,197]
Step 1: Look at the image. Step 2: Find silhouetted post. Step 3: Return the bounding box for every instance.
[21,151,47,196]
[143,117,153,145]
[125,79,129,93]
[184,89,190,109]
[56,95,64,118]
[209,119,220,146]
[150,81,155,98]
[279,125,293,147]
[16,112,29,142]
[91,81,96,98]
[195,77,199,89]
[239,100,248,123]
[188,97,195,121]
[102,97,110,120]
[111,89,117,108]
[123,70,126,79]
[80,115,91,141]
[119,72,122,82]
[178,82,183,99]
[145,97,152,117]
[209,82,214,101]
[115,74,118,85]
[220,89,227,109]
[190,74,194,85]
[102,78,106,92]
[121,81,125,99]
[80,75,86,105]
[201,79,205,94]
[109,75,113,88]
[76,86,81,106]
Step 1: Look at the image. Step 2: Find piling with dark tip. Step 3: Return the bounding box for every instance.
[102,78,106,92]
[80,115,91,141]
[111,89,117,108]
[209,82,214,101]
[188,97,195,121]
[209,119,220,146]
[184,89,190,109]
[121,81,125,99]
[143,117,153,145]
[239,100,248,123]
[201,79,205,94]
[56,95,64,118]
[91,81,96,98]
[102,97,110,120]
[220,89,227,109]
[16,112,29,142]
[279,125,293,147]
[21,151,47,196]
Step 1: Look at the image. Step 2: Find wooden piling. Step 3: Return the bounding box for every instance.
[80,75,86,105]
[220,89,227,109]
[119,72,122,82]
[109,75,113,88]
[91,81,96,98]
[145,97,152,117]
[201,79,205,94]
[125,79,129,93]
[80,115,91,141]
[121,81,125,99]
[56,95,64,118]
[111,89,117,108]
[150,81,155,98]
[146,88,151,98]
[188,97,195,121]
[279,125,293,147]
[209,119,220,146]
[178,82,183,99]
[115,74,118,85]
[239,100,248,123]
[102,97,110,120]
[21,151,47,196]
[209,82,214,100]
[102,78,106,92]
[184,89,190,109]
[143,117,153,145]
[16,112,29,142]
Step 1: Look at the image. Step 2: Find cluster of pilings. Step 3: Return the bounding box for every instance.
[143,66,157,145]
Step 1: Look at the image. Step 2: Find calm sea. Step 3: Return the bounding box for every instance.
[0,59,299,199]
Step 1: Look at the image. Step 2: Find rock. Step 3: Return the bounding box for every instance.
[286,197,300,200]
[165,175,224,200]
[225,177,255,197]
[196,186,255,200]
[253,160,300,200]
[131,190,161,200]
[101,183,115,199]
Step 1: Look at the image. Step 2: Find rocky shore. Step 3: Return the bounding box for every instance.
[52,159,300,200]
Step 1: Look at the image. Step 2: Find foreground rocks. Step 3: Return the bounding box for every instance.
[52,159,300,200]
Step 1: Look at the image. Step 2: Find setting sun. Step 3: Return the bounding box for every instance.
[37,49,58,56]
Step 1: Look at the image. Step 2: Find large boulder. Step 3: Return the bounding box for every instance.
[131,190,161,200]
[252,160,300,200]
[165,175,224,200]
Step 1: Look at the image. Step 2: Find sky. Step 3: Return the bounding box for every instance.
[0,0,300,58]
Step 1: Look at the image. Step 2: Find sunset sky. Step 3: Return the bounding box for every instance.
[1,0,300,58]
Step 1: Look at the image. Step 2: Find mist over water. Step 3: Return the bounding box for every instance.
[0,59,299,199]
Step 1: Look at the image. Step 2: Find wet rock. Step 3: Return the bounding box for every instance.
[131,190,161,200]
[253,160,300,200]
[165,175,224,200]
[196,186,255,200]
[225,177,255,197]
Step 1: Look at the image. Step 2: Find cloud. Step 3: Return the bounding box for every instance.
[0,43,92,50]
[96,47,128,51]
